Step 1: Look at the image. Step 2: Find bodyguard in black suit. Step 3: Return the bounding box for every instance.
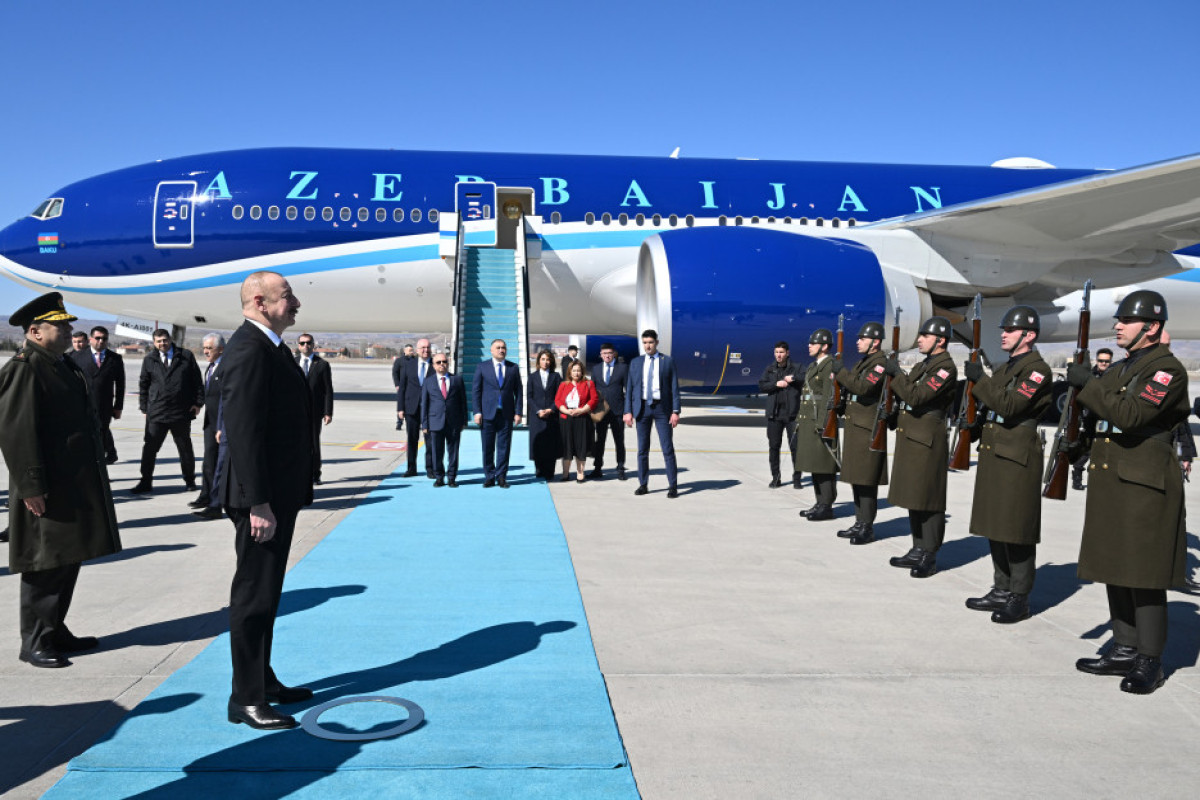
[296,334,334,484]
[472,338,523,487]
[132,329,204,493]
[398,338,434,477]
[421,354,467,486]
[190,333,225,518]
[220,271,314,731]
[70,325,124,464]
[590,343,628,480]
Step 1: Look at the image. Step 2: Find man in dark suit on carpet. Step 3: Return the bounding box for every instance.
[70,325,124,464]
[296,334,334,484]
[473,339,523,488]
[421,353,467,487]
[220,270,314,731]
[131,329,204,494]
[590,342,628,480]
[624,329,681,498]
[190,333,225,519]
[397,338,434,478]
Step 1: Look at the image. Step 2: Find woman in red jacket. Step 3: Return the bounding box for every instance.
[555,360,599,482]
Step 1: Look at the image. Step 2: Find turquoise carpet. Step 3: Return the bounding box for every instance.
[45,431,639,798]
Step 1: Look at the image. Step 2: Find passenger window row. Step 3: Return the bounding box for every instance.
[549,211,855,228]
[231,205,440,225]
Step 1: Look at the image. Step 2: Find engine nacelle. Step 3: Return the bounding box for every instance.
[637,227,894,392]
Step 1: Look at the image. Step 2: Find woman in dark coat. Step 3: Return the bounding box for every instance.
[527,350,562,479]
[555,360,599,482]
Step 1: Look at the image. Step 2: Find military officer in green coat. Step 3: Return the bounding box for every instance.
[0,293,121,668]
[1067,290,1188,695]
[962,306,1053,623]
[833,322,889,544]
[883,316,957,578]
[795,329,839,521]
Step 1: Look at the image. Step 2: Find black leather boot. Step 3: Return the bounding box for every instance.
[990,593,1030,624]
[848,523,875,545]
[837,521,864,539]
[1076,644,1138,675]
[909,550,938,579]
[889,548,924,569]
[803,504,833,521]
[1120,655,1165,694]
[966,587,1011,612]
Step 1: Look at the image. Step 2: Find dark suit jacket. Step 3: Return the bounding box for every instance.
[592,360,627,418]
[421,372,467,432]
[71,347,125,421]
[298,353,334,419]
[138,346,204,424]
[625,353,681,418]
[398,357,433,416]
[201,357,222,430]
[560,354,579,378]
[219,320,313,512]
[527,369,563,450]
[473,359,523,419]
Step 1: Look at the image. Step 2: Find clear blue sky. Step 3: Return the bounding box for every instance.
[2,0,1198,316]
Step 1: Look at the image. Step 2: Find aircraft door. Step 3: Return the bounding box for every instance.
[153,181,197,248]
[456,182,497,246]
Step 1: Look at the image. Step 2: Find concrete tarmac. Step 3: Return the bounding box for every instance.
[3,359,1200,798]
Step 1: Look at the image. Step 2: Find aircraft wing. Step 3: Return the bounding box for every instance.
[865,152,1200,265]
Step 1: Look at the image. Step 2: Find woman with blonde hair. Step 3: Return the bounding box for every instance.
[555,360,599,482]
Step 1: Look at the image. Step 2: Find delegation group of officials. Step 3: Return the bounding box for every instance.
[0,282,1190,736]
[766,291,1189,695]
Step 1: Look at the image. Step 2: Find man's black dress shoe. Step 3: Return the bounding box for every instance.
[483,479,495,488]
[804,504,833,521]
[889,548,924,569]
[1120,655,1165,695]
[184,481,198,491]
[589,468,603,480]
[227,700,296,730]
[0,528,8,543]
[448,480,458,488]
[105,455,119,465]
[617,468,627,481]
[426,471,436,479]
[667,485,679,498]
[314,478,323,486]
[434,478,444,487]
[848,523,875,545]
[130,482,153,494]
[265,685,314,705]
[20,649,69,668]
[498,478,509,488]
[991,593,1030,624]
[402,469,419,477]
[909,551,938,578]
[966,587,1011,612]
[1076,644,1139,675]
[187,496,209,509]
[837,521,864,539]
[1072,479,1085,491]
[193,507,222,520]
[768,477,782,488]
[57,634,99,653]
[634,485,649,496]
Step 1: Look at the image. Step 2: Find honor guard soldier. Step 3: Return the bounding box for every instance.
[883,316,957,577]
[795,329,839,520]
[962,306,1053,623]
[758,341,803,488]
[0,292,121,668]
[1067,290,1188,694]
[833,322,889,544]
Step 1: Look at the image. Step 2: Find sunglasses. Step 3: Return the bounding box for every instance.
[1096,359,1111,364]
[433,360,448,365]
[298,341,314,346]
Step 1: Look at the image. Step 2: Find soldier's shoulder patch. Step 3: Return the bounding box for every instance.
[1017,381,1037,398]
[1029,371,1045,384]
[936,369,950,379]
[1138,382,1167,406]
[1152,370,1174,387]
[866,370,881,385]
[873,365,885,373]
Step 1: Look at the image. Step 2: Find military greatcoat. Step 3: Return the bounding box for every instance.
[835,350,889,486]
[886,351,957,511]
[968,349,1053,544]
[1076,343,1189,589]
[794,357,839,474]
[0,342,121,573]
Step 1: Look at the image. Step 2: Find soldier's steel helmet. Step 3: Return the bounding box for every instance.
[918,316,953,340]
[857,322,885,340]
[999,305,1040,332]
[1114,290,1167,321]
[809,328,833,345]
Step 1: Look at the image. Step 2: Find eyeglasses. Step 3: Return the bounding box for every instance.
[1096,359,1111,364]
[298,341,313,346]
[92,335,107,341]
[433,360,447,365]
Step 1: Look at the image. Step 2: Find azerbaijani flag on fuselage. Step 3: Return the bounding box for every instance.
[38,233,58,246]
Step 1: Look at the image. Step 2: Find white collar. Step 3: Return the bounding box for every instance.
[246,318,281,346]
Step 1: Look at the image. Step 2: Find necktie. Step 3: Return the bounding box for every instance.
[419,361,427,384]
[303,356,310,376]
[496,363,504,409]
[205,362,215,388]
[440,375,448,398]
[645,356,653,401]
[95,351,102,368]
[163,352,170,368]
[605,363,611,384]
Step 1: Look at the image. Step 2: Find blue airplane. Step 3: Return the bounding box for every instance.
[2,147,1200,392]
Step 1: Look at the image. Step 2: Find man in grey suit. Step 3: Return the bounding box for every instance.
[590,342,628,480]
[624,329,681,498]
[421,353,467,487]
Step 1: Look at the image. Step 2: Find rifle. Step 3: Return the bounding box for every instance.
[1043,279,1094,500]
[949,294,982,470]
[869,307,901,453]
[822,314,845,443]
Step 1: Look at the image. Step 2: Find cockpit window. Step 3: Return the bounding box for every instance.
[31,198,64,220]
